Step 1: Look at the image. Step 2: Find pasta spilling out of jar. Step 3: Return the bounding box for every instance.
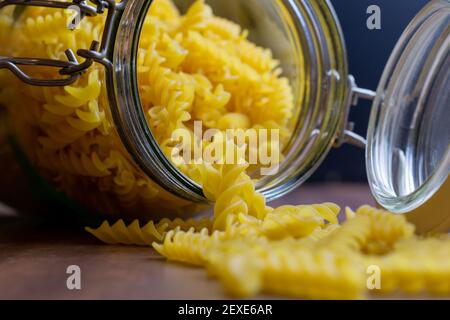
[87,202,450,299]
[0,0,449,299]
[0,0,294,219]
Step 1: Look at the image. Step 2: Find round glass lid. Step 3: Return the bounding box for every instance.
[367,0,450,214]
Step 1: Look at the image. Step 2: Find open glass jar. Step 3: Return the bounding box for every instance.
[0,0,448,233]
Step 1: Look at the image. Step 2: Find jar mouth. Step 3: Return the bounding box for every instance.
[112,0,349,204]
[112,0,205,203]
[367,0,450,214]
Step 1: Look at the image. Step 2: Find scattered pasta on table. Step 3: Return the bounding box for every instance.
[0,0,448,300]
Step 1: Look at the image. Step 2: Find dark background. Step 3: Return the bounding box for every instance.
[311,0,429,182]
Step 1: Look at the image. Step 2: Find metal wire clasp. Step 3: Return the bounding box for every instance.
[0,0,126,86]
[334,75,377,148]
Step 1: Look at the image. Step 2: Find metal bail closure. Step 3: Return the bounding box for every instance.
[366,0,450,233]
[334,75,376,149]
[0,0,126,86]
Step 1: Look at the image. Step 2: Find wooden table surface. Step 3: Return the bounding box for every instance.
[0,183,377,300]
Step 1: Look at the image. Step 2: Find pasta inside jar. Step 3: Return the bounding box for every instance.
[0,0,305,222]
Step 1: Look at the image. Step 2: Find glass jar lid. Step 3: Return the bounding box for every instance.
[366,0,450,215]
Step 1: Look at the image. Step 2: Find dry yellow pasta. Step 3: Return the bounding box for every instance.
[1,0,449,300]
[364,238,450,295]
[0,0,294,217]
[86,219,165,246]
[346,206,416,254]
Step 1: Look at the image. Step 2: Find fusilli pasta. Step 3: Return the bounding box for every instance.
[1,0,448,300]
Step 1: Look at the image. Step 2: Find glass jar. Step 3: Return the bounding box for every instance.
[0,0,448,233]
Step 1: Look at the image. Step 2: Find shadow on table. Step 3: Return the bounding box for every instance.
[0,183,375,245]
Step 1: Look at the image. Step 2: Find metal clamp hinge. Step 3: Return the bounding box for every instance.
[0,0,126,87]
[334,75,376,149]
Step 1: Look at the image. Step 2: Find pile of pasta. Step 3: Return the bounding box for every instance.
[87,202,450,299]
[87,0,450,299]
[0,0,449,299]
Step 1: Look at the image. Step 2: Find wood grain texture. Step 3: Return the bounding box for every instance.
[0,183,377,300]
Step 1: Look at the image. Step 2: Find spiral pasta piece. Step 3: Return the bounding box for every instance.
[212,164,270,230]
[365,238,450,295]
[156,216,213,233]
[317,215,372,253]
[235,40,280,74]
[152,227,217,266]
[143,49,194,141]
[298,202,341,225]
[355,205,416,254]
[85,220,165,246]
[260,249,366,299]
[148,0,181,28]
[206,241,264,297]
[262,206,326,240]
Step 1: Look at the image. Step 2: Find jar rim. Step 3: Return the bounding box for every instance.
[112,0,206,203]
[366,0,450,214]
[111,0,349,204]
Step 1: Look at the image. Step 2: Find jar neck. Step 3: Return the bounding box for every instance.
[110,0,349,203]
[111,0,205,203]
